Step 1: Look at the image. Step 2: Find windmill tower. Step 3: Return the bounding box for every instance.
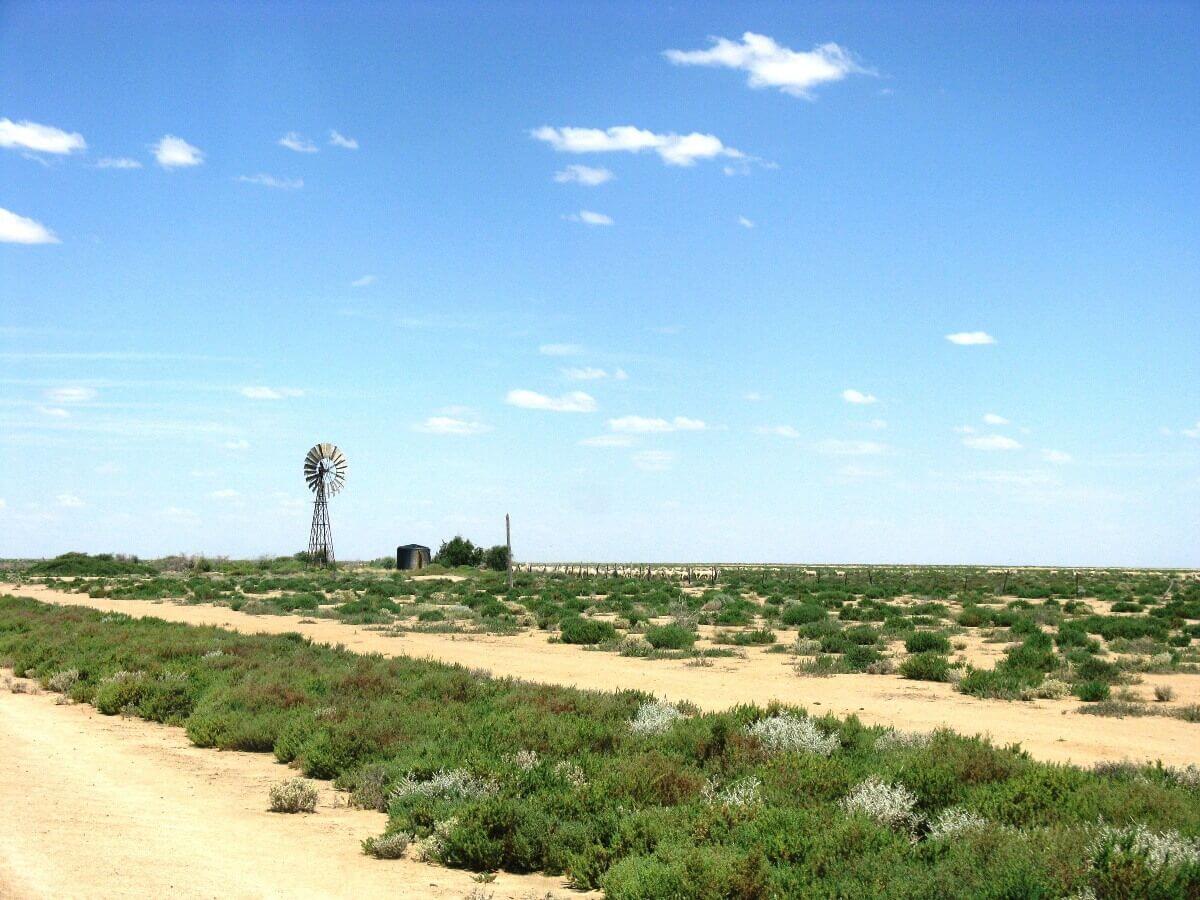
[303,442,347,565]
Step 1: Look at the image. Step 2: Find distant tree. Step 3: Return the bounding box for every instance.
[434,535,483,568]
[483,545,510,572]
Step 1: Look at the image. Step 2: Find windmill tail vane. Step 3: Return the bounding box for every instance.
[303,442,347,566]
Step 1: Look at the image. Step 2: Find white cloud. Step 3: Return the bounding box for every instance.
[328,130,358,149]
[738,216,755,228]
[633,450,674,472]
[864,418,887,430]
[953,425,976,435]
[842,388,878,405]
[279,132,317,153]
[946,331,996,346]
[0,118,86,154]
[553,164,613,186]
[539,343,582,356]
[963,434,1022,451]
[664,33,869,99]
[744,391,762,402]
[351,274,377,287]
[532,125,744,167]
[756,425,800,438]
[579,434,634,447]
[983,413,1010,425]
[95,157,142,169]
[37,406,69,418]
[153,135,203,168]
[0,207,59,244]
[45,386,96,403]
[505,389,596,413]
[239,386,304,400]
[56,493,84,508]
[608,415,706,433]
[237,173,303,190]
[222,439,250,450]
[562,366,608,381]
[414,416,491,435]
[0,498,6,510]
[565,209,613,226]
[816,439,887,456]
[1181,421,1200,439]
[210,488,240,500]
[1042,449,1073,464]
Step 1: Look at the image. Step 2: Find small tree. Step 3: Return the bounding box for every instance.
[483,545,510,572]
[434,535,483,568]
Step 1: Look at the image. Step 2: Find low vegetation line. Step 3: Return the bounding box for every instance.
[2,594,1198,899]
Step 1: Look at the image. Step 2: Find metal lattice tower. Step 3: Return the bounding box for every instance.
[303,443,347,566]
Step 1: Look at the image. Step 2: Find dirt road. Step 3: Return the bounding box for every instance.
[0,675,581,899]
[4,583,1198,768]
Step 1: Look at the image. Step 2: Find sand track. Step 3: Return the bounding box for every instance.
[3,583,1198,768]
[0,673,583,899]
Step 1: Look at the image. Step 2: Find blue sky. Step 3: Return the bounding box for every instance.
[2,2,1198,565]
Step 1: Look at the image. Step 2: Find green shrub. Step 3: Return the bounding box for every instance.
[904,632,951,654]
[1074,680,1111,702]
[899,652,951,682]
[781,603,826,626]
[558,616,617,645]
[644,624,696,650]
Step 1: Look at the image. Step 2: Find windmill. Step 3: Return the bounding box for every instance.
[303,442,347,565]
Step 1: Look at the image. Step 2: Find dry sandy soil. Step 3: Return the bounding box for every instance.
[5,582,1198,768]
[0,672,585,900]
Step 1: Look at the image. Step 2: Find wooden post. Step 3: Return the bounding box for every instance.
[505,513,513,591]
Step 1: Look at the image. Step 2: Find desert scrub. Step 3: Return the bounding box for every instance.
[269,778,318,813]
[927,806,989,840]
[746,712,839,756]
[1155,684,1176,702]
[839,776,921,832]
[700,775,762,809]
[875,728,931,751]
[628,699,683,735]
[899,651,952,682]
[46,668,79,694]
[557,616,616,645]
[391,768,498,803]
[642,624,695,650]
[362,830,412,859]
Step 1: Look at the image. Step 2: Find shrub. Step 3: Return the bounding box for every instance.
[905,632,951,654]
[433,535,483,568]
[747,713,839,756]
[483,545,510,572]
[842,643,882,672]
[558,616,617,645]
[781,603,826,626]
[391,768,498,803]
[269,778,318,813]
[927,806,988,840]
[839,776,920,832]
[1155,685,1176,702]
[95,670,149,714]
[47,668,80,694]
[629,701,682,736]
[899,652,951,682]
[643,624,695,650]
[875,728,931,751]
[1074,680,1111,702]
[362,831,411,859]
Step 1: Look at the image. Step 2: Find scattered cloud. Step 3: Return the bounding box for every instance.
[664,33,870,99]
[1182,421,1200,439]
[633,450,674,472]
[816,439,887,456]
[237,173,303,190]
[210,488,240,500]
[37,406,69,418]
[562,366,607,381]
[279,132,317,153]
[239,386,304,400]
[738,216,755,228]
[539,343,582,357]
[222,439,250,450]
[505,389,596,413]
[756,425,800,438]
[744,391,763,402]
[0,118,86,154]
[0,498,6,510]
[554,164,613,186]
[532,125,744,167]
[565,209,613,226]
[1042,449,1073,464]
[44,386,96,403]
[351,274,377,287]
[579,434,634,448]
[946,331,996,346]
[56,492,84,508]
[983,413,1010,425]
[95,157,142,169]
[413,416,491,435]
[963,434,1022,451]
[153,135,203,168]
[608,415,706,433]
[842,388,878,405]
[328,130,358,149]
[0,207,59,244]
[953,425,976,435]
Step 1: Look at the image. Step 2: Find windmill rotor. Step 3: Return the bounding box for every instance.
[304,442,347,566]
